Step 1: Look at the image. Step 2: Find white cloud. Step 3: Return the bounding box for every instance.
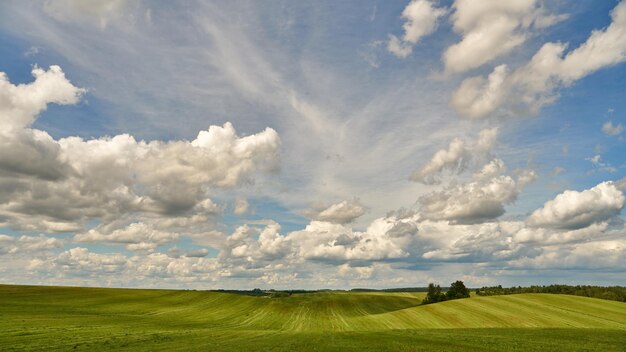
[0,66,280,236]
[218,214,419,266]
[27,247,223,285]
[411,130,536,224]
[53,247,129,274]
[602,120,624,136]
[451,65,509,119]
[74,222,179,252]
[452,1,626,118]
[312,199,366,224]
[14,190,626,286]
[387,35,414,59]
[412,137,467,184]
[513,222,610,245]
[418,160,536,223]
[421,220,535,262]
[615,177,626,192]
[288,217,416,262]
[443,0,565,74]
[0,65,85,131]
[338,263,375,280]
[508,239,626,270]
[387,0,447,58]
[0,234,62,254]
[528,181,625,229]
[167,247,210,258]
[411,128,497,184]
[220,222,292,263]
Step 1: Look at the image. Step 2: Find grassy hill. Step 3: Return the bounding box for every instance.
[1,284,625,351]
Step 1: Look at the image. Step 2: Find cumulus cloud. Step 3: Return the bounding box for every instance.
[0,66,280,233]
[74,222,179,252]
[602,120,624,136]
[418,159,536,223]
[0,234,62,254]
[421,220,536,262]
[27,247,224,284]
[23,216,624,287]
[387,0,447,58]
[217,214,419,267]
[0,65,85,131]
[452,1,626,118]
[411,128,497,184]
[288,217,416,262]
[220,222,292,264]
[615,177,626,191]
[16,180,625,286]
[338,263,375,279]
[528,181,625,229]
[443,0,565,75]
[513,222,610,245]
[451,65,509,119]
[309,199,366,224]
[167,247,210,258]
[210,205,623,273]
[411,129,537,224]
[507,239,626,270]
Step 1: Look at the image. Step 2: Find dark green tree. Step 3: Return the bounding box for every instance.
[422,283,446,304]
[446,280,470,300]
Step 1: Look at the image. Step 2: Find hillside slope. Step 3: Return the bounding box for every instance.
[0,285,624,351]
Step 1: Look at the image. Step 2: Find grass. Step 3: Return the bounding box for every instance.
[0,284,625,351]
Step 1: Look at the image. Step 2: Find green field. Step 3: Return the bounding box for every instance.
[1,285,625,351]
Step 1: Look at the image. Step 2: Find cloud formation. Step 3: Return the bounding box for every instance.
[0,234,62,254]
[411,128,497,184]
[310,199,367,224]
[74,222,179,252]
[0,66,280,235]
[418,160,536,223]
[443,0,565,75]
[8,176,625,288]
[452,1,626,118]
[388,0,446,58]
[0,2,625,289]
[527,181,625,229]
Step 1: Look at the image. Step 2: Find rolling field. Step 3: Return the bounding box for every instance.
[0,285,625,351]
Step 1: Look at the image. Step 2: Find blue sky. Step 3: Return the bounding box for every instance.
[0,0,625,289]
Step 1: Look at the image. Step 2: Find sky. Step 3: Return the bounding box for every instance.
[0,0,625,290]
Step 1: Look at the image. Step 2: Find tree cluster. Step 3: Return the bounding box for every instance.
[422,280,470,305]
[475,284,626,302]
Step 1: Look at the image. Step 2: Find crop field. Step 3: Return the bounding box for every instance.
[1,284,625,351]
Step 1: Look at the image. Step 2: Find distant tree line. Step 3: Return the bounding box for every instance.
[212,288,269,296]
[211,288,321,297]
[351,287,431,293]
[475,285,626,302]
[422,281,470,305]
[214,287,434,296]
